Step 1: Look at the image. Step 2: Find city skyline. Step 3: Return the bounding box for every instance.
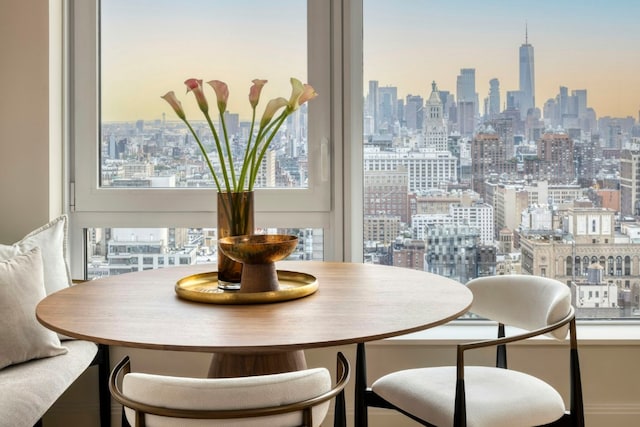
[101,1,640,122]
[364,1,640,120]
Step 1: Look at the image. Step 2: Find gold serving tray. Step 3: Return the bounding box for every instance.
[175,270,318,304]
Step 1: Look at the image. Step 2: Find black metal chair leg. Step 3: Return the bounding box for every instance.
[355,343,368,427]
[92,344,111,427]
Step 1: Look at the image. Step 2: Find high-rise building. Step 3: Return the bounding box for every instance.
[556,86,569,127]
[493,184,530,240]
[423,81,448,151]
[457,101,476,137]
[490,117,515,159]
[573,89,587,119]
[470,127,516,198]
[364,167,409,223]
[519,26,535,118]
[364,215,401,245]
[488,78,501,120]
[364,148,457,193]
[457,68,477,104]
[425,224,479,283]
[456,68,477,134]
[620,149,640,216]
[450,201,494,245]
[367,80,379,133]
[378,85,398,132]
[404,94,423,131]
[537,131,575,184]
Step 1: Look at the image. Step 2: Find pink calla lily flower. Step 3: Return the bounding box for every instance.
[207,80,229,113]
[184,79,208,114]
[161,91,186,120]
[249,79,268,109]
[298,83,318,106]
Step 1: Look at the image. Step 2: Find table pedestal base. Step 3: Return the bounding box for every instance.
[208,350,307,378]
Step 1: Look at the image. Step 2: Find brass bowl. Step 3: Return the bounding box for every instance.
[219,234,298,265]
[218,234,299,293]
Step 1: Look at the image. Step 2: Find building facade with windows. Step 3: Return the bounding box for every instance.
[620,149,640,216]
[364,148,458,193]
[424,224,479,283]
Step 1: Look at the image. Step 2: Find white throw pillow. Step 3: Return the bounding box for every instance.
[0,215,71,296]
[0,247,68,369]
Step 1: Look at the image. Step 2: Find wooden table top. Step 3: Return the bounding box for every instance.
[37,261,472,353]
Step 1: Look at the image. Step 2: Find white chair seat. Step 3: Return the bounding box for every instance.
[111,352,350,427]
[123,367,332,426]
[372,365,566,427]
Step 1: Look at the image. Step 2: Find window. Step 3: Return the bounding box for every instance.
[70,1,640,320]
[362,0,640,318]
[74,0,332,209]
[69,0,347,277]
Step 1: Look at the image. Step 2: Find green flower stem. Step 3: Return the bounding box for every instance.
[203,112,232,193]
[218,110,237,190]
[249,111,289,191]
[237,107,258,191]
[182,119,222,192]
[246,110,285,182]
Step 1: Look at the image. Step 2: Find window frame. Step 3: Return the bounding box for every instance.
[67,0,364,276]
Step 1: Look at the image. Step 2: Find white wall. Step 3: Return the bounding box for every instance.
[3,2,640,427]
[0,0,64,243]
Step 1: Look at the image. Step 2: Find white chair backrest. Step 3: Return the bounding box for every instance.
[122,367,332,427]
[466,275,571,339]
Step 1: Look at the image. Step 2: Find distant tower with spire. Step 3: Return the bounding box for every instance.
[423,81,448,151]
[519,23,535,119]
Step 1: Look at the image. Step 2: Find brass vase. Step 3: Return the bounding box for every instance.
[217,191,255,290]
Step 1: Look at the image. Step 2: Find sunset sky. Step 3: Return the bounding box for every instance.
[101,0,640,122]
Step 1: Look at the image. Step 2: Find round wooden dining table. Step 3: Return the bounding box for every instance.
[37,261,472,377]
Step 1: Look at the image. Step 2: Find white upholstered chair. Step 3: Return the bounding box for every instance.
[355,274,584,427]
[109,352,349,427]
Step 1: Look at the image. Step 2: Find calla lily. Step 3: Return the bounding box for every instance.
[260,97,288,128]
[249,79,268,108]
[163,77,316,193]
[298,83,318,106]
[287,77,305,111]
[184,79,208,113]
[207,80,229,113]
[161,91,186,120]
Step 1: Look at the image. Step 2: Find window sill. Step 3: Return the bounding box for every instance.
[372,320,640,346]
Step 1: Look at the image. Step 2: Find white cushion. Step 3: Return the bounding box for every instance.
[123,366,332,426]
[0,340,97,427]
[466,275,571,339]
[373,366,566,427]
[0,215,71,296]
[0,248,67,369]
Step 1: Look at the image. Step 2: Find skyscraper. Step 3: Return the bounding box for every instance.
[405,94,423,131]
[367,80,379,133]
[519,26,535,118]
[456,68,477,135]
[424,81,448,151]
[456,68,477,106]
[378,85,398,132]
[488,78,501,120]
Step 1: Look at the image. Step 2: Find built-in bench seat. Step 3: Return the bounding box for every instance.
[0,341,109,427]
[0,216,110,426]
